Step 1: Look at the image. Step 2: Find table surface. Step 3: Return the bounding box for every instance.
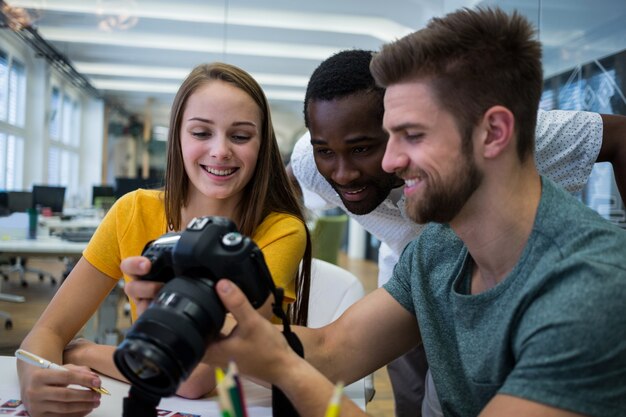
[0,356,365,416]
[0,235,87,257]
[0,213,97,257]
[40,215,102,231]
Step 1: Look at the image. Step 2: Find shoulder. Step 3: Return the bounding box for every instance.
[536,108,602,134]
[393,223,463,282]
[289,132,327,190]
[290,131,312,163]
[404,223,460,260]
[103,189,165,230]
[534,179,626,261]
[133,188,165,207]
[252,212,306,244]
[113,189,164,210]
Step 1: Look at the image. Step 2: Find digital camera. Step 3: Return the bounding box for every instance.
[113,216,274,398]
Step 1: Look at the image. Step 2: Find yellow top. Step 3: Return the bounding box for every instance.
[83,189,306,320]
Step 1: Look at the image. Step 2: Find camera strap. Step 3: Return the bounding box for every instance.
[271,286,303,417]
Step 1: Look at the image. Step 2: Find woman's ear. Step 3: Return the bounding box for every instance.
[479,106,515,159]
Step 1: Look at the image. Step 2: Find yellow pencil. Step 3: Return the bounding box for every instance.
[324,382,344,417]
[215,367,235,417]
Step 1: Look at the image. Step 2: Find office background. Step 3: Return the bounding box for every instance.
[0,0,624,226]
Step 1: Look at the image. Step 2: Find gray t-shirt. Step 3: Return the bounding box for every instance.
[385,178,626,417]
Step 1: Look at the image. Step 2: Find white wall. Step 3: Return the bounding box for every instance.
[78,97,105,207]
[0,30,105,206]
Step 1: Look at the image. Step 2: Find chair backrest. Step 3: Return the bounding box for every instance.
[311,214,348,265]
[32,185,66,214]
[306,258,376,403]
[307,258,365,328]
[7,191,33,213]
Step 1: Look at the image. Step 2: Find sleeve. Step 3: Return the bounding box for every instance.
[534,109,602,193]
[82,192,134,280]
[500,260,626,417]
[253,214,307,302]
[383,239,418,315]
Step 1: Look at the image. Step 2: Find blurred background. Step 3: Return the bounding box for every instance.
[0,0,624,228]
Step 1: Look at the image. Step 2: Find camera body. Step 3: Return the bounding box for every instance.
[114,216,274,398]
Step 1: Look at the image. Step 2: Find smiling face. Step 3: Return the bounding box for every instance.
[180,80,261,207]
[381,80,482,224]
[307,92,403,215]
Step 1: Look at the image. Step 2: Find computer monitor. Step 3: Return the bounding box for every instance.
[7,191,33,213]
[114,177,162,199]
[92,185,116,206]
[32,185,66,214]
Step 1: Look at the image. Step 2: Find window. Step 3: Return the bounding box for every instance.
[0,48,26,190]
[48,83,81,201]
[542,51,626,229]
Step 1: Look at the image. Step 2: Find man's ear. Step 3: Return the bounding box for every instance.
[479,106,515,159]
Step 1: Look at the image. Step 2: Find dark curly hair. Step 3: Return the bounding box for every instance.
[304,49,384,127]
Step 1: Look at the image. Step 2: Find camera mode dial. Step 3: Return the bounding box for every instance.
[222,232,243,249]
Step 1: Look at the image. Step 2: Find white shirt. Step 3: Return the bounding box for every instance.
[291,110,602,286]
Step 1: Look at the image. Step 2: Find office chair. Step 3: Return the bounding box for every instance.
[0,192,26,329]
[306,258,375,402]
[310,214,349,264]
[1,191,58,287]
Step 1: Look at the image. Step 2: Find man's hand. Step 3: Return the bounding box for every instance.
[203,279,298,386]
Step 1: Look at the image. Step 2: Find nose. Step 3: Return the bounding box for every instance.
[381,134,408,174]
[330,158,360,185]
[210,135,232,160]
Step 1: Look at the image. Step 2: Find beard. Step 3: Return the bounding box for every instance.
[405,151,483,224]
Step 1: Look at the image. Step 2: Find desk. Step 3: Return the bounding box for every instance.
[0,236,87,258]
[41,216,101,235]
[0,356,365,416]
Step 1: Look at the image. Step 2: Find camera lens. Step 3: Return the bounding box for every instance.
[115,338,178,395]
[114,277,226,397]
[125,351,159,379]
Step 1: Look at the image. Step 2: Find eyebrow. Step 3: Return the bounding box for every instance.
[385,122,428,134]
[187,117,257,128]
[310,136,375,146]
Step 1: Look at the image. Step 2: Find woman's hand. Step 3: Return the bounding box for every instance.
[120,256,163,316]
[19,363,103,417]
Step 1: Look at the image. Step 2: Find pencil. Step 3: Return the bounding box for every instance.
[229,362,249,417]
[324,381,344,417]
[215,367,235,417]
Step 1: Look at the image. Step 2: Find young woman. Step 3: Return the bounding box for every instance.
[17,62,312,417]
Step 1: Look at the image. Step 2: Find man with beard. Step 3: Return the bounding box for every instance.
[288,50,626,416]
[197,7,626,417]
